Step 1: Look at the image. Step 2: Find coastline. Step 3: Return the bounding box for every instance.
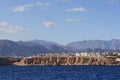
[13,56,120,66]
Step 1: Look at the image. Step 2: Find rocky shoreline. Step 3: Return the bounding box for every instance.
[0,56,120,66]
[13,56,120,66]
[0,58,12,65]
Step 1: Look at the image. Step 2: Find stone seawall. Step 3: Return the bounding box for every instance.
[18,56,119,66]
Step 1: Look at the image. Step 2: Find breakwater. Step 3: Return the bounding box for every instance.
[13,56,119,66]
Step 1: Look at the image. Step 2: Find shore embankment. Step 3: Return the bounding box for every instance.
[13,56,120,66]
[0,58,12,65]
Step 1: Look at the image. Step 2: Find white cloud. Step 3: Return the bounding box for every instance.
[0,22,28,34]
[36,2,50,6]
[43,21,57,28]
[66,18,80,22]
[0,22,8,27]
[66,7,87,12]
[4,26,28,34]
[10,2,50,12]
[10,4,32,12]
[35,2,50,10]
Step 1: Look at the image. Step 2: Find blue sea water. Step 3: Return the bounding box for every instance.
[0,66,120,80]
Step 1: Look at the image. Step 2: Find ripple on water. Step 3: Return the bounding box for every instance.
[0,66,120,80]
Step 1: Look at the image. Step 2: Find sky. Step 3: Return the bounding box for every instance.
[0,0,120,44]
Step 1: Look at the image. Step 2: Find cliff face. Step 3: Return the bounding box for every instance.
[18,56,118,66]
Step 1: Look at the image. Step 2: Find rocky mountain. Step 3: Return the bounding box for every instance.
[0,39,67,56]
[17,40,67,53]
[0,40,48,56]
[1,39,120,56]
[67,39,120,52]
[17,40,61,47]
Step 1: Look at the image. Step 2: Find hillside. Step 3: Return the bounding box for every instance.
[0,39,67,56]
[0,39,120,56]
[67,39,120,52]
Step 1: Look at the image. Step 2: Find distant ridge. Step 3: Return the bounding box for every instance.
[0,39,120,56]
[67,39,120,51]
[0,39,68,56]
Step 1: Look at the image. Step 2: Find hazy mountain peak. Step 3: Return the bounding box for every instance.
[1,39,120,56]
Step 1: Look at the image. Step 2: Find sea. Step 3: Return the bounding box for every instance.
[0,66,120,80]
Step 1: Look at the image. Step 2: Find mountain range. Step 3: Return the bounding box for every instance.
[0,39,120,56]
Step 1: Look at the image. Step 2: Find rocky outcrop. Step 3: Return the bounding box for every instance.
[20,56,118,66]
[0,58,12,65]
[13,59,27,66]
